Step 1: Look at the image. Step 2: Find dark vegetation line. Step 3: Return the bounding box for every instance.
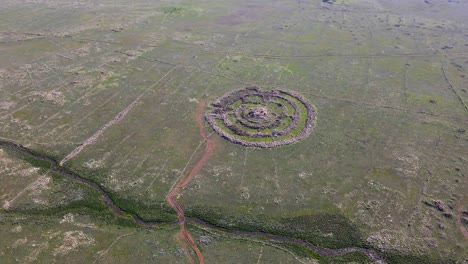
[187,217,384,263]
[0,139,387,263]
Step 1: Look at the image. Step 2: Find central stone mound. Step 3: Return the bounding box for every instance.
[206,87,317,148]
[248,107,268,120]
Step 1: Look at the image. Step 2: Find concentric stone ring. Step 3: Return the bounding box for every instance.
[206,87,317,148]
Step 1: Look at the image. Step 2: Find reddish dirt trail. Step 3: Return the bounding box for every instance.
[167,100,214,264]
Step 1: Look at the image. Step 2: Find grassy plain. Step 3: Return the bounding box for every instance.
[0,0,467,263]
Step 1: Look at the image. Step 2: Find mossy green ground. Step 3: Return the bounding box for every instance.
[1,0,467,263]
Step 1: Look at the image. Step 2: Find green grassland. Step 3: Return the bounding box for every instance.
[1,0,467,263]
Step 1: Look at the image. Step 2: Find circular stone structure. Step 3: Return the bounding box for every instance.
[206,86,317,148]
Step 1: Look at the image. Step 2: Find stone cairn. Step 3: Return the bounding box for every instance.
[206,87,317,148]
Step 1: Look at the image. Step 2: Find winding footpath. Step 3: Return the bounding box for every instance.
[0,102,386,264]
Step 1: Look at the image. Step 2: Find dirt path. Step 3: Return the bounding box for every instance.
[166,100,214,264]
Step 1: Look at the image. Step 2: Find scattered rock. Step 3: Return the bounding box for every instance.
[0,101,15,110]
[110,27,124,32]
[423,199,451,214]
[53,231,94,256]
[451,62,464,71]
[442,212,453,218]
[11,225,22,233]
[198,235,212,244]
[433,200,446,212]
[12,237,28,248]
[462,216,468,225]
[426,238,438,248]
[175,247,185,257]
[31,91,65,106]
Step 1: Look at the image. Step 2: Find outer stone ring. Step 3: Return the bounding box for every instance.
[206,87,317,148]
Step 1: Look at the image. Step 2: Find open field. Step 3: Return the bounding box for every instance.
[0,0,467,263]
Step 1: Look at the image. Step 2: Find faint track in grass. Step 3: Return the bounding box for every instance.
[0,50,117,127]
[92,231,136,264]
[58,65,177,166]
[441,64,468,113]
[58,94,141,166]
[303,92,468,122]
